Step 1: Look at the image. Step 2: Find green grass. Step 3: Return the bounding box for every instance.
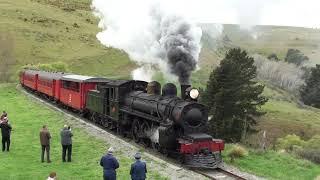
[223,145,320,180]
[0,0,135,79]
[0,84,166,180]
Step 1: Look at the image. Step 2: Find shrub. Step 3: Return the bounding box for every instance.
[21,61,69,72]
[267,53,279,61]
[50,61,69,72]
[305,135,320,150]
[297,149,320,164]
[276,134,306,152]
[285,49,309,66]
[228,144,248,162]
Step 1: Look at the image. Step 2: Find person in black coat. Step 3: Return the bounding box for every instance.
[130,152,147,180]
[0,111,7,121]
[60,125,73,162]
[0,117,12,152]
[100,147,119,180]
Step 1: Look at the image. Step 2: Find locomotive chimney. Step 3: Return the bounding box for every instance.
[181,84,191,99]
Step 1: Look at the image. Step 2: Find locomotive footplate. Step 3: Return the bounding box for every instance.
[184,152,223,169]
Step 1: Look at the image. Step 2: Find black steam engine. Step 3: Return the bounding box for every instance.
[86,80,224,168]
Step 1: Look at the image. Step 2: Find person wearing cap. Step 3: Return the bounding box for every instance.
[60,124,73,162]
[100,147,119,180]
[0,111,7,121]
[0,117,12,152]
[40,125,51,163]
[130,152,147,180]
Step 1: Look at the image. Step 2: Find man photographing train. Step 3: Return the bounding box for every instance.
[60,124,73,162]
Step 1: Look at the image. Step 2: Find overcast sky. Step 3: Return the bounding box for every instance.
[150,0,320,28]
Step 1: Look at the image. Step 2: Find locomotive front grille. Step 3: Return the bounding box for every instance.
[184,152,223,169]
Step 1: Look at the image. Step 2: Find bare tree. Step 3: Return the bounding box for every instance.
[253,54,305,95]
[0,33,15,82]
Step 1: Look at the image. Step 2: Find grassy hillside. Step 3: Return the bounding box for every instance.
[0,84,166,179]
[0,0,135,79]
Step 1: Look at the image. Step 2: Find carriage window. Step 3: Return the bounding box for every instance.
[63,81,80,92]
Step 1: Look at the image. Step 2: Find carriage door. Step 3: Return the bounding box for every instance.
[109,87,119,120]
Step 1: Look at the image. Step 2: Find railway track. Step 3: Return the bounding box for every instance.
[195,168,246,180]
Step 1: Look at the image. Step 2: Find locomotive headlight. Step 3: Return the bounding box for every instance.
[189,89,199,99]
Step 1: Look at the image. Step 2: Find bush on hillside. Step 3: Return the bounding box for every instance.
[22,61,69,72]
[285,49,309,66]
[228,144,248,162]
[276,134,305,152]
[305,135,320,150]
[267,53,279,61]
[296,149,320,164]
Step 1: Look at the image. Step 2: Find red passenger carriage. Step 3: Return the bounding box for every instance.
[37,71,66,100]
[22,69,39,90]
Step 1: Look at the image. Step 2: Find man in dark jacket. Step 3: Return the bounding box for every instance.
[60,125,73,162]
[100,147,119,180]
[0,117,12,152]
[40,125,51,163]
[130,152,147,180]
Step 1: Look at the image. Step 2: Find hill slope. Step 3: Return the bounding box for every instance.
[0,0,135,79]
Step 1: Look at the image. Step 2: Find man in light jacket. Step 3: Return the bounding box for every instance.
[60,124,73,162]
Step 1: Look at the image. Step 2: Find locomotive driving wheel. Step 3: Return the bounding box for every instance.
[102,118,109,129]
[141,121,151,147]
[131,119,140,143]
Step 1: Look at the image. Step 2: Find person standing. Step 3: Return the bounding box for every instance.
[40,125,51,163]
[0,111,7,122]
[100,147,119,180]
[130,152,147,180]
[0,117,12,152]
[47,172,57,180]
[60,124,73,162]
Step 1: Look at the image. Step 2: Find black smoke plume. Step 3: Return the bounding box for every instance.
[159,17,200,84]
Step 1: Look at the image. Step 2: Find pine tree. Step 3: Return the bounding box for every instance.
[202,48,268,142]
[300,64,320,108]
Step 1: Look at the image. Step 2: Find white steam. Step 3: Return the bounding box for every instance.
[92,0,202,83]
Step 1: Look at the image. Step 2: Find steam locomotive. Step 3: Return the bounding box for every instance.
[20,69,224,168]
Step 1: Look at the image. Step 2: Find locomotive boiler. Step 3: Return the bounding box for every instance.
[120,82,224,168]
